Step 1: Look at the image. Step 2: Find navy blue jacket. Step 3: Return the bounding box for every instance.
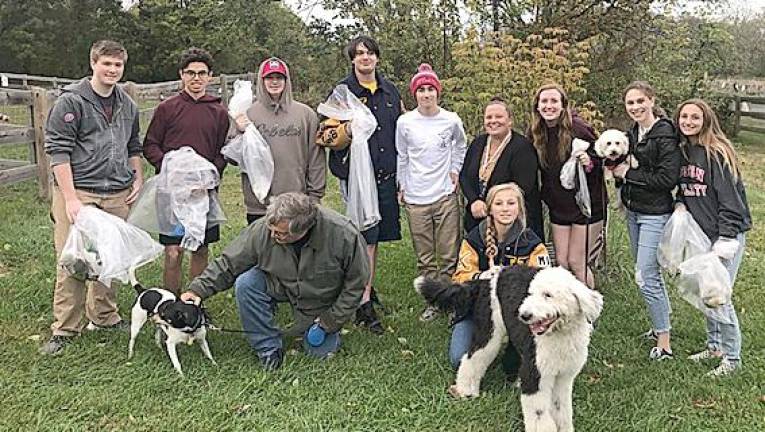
[328,71,402,180]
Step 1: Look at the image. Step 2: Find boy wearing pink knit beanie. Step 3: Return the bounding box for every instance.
[397,63,467,322]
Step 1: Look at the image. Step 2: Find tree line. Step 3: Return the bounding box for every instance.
[1,0,763,131]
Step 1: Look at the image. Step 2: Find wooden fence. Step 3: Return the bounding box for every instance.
[0,73,253,198]
[733,95,765,136]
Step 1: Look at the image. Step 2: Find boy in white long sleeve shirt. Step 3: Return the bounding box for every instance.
[396,63,467,321]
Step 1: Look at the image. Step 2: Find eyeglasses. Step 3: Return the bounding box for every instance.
[182,70,209,79]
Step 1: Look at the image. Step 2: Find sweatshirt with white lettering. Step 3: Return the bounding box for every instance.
[678,143,751,242]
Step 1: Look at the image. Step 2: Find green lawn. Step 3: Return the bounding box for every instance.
[0,134,763,431]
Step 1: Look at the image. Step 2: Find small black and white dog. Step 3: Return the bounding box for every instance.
[416,266,603,432]
[128,282,216,376]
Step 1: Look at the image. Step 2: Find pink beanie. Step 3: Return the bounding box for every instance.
[409,63,442,96]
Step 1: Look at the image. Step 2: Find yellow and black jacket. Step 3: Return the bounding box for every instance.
[453,220,550,283]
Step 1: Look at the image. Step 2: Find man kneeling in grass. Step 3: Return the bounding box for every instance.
[181,192,369,370]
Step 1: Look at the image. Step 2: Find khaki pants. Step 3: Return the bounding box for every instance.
[51,186,131,336]
[404,193,461,283]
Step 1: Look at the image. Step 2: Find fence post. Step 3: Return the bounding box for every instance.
[123,81,139,103]
[219,74,229,105]
[733,95,741,137]
[31,86,51,200]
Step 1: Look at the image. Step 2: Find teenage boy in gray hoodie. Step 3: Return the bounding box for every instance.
[232,57,325,224]
[41,40,143,355]
[143,48,230,295]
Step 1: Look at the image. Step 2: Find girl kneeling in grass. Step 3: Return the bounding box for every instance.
[449,183,550,373]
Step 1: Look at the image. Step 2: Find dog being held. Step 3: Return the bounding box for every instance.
[593,129,637,181]
[415,266,603,432]
[128,281,216,376]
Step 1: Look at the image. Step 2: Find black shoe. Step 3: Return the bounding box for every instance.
[355,301,384,335]
[39,335,74,356]
[259,348,284,371]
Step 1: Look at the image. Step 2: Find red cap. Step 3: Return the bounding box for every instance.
[260,58,287,78]
[409,63,441,96]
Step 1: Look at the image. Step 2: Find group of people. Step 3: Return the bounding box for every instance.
[39,36,750,379]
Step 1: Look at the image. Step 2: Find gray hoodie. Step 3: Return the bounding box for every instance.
[237,58,325,215]
[45,78,141,192]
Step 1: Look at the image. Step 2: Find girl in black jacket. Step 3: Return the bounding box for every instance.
[675,98,751,376]
[459,98,543,239]
[614,81,681,361]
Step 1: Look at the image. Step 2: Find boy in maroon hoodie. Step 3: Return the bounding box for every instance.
[143,47,229,294]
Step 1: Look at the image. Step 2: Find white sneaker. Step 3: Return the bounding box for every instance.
[648,346,674,361]
[419,305,440,322]
[706,358,739,377]
[688,349,722,362]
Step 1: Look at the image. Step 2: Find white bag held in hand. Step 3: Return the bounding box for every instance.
[658,209,711,274]
[59,206,163,285]
[317,84,381,230]
[560,138,592,217]
[677,252,733,324]
[221,80,274,201]
[228,80,253,117]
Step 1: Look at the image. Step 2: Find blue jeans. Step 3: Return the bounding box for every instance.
[626,210,672,333]
[705,233,745,362]
[234,267,342,359]
[449,318,475,369]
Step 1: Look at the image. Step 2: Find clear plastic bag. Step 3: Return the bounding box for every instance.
[59,206,163,285]
[228,80,253,117]
[677,252,733,323]
[317,84,381,230]
[221,127,274,202]
[658,210,711,274]
[221,80,274,201]
[127,147,225,251]
[560,138,592,218]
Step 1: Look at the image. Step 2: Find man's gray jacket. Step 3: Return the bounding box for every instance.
[188,206,370,334]
[45,78,141,192]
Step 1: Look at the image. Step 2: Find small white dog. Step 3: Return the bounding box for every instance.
[128,283,216,376]
[593,129,637,181]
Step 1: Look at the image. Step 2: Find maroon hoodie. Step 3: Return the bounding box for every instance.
[143,91,229,174]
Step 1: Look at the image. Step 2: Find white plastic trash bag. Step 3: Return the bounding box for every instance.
[677,252,733,324]
[658,210,711,274]
[59,206,163,285]
[560,138,591,218]
[317,84,381,230]
[228,79,253,117]
[127,147,226,251]
[221,80,274,201]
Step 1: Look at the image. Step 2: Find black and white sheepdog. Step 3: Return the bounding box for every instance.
[415,265,603,432]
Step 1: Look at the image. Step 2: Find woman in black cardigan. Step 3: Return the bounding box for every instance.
[459,98,543,239]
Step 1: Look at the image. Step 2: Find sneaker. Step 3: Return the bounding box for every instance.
[641,329,658,341]
[419,305,439,322]
[85,319,130,332]
[688,349,722,362]
[706,358,738,377]
[355,301,384,335]
[258,348,284,371]
[39,335,74,356]
[648,346,674,361]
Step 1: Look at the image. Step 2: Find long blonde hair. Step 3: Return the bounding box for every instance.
[529,83,573,168]
[675,98,741,181]
[484,183,526,265]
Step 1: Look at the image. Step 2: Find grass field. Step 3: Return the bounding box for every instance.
[0,132,763,431]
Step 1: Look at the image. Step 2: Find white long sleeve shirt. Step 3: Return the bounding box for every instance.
[396,108,467,205]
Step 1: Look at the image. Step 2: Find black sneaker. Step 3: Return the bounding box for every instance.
[39,335,74,356]
[355,301,384,335]
[259,348,284,371]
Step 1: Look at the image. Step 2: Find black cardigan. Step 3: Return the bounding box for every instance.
[459,131,543,240]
